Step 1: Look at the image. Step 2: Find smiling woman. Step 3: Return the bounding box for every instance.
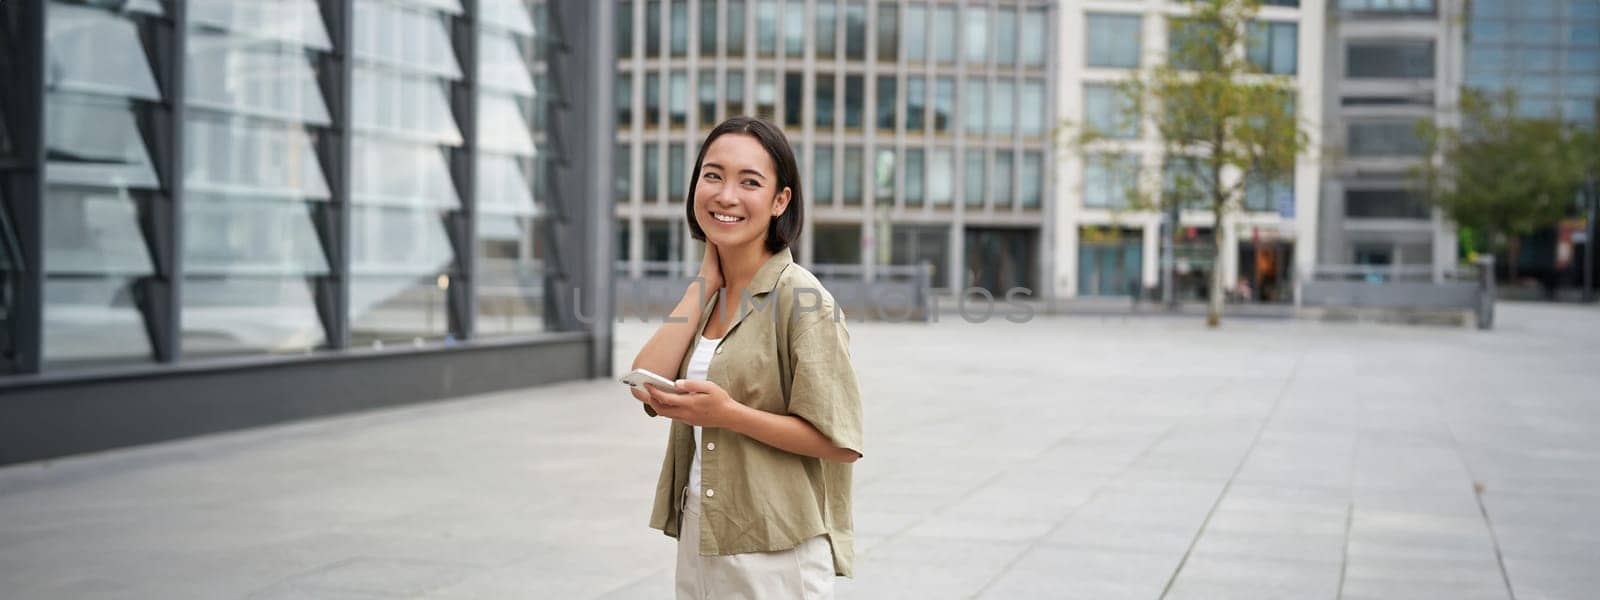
[628,117,863,598]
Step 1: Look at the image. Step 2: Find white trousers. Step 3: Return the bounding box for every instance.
[676,486,835,600]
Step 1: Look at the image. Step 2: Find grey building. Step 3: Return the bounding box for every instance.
[1463,0,1599,126]
[0,0,616,464]
[613,0,1058,298]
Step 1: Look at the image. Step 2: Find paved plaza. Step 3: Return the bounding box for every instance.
[1,303,1597,599]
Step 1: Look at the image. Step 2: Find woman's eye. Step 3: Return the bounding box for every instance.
[742,179,760,187]
[703,172,720,181]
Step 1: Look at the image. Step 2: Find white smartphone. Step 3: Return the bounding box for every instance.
[620,368,683,394]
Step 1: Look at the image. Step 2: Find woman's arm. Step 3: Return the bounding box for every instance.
[644,380,861,463]
[629,244,723,405]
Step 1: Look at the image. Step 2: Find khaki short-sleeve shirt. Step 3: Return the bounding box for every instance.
[645,249,864,577]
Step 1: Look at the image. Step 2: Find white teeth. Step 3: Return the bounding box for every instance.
[712,212,744,223]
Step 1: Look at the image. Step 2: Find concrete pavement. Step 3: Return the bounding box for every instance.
[1,302,1597,599]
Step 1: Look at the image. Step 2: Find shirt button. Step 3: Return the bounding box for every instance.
[705,488,715,498]
[714,346,723,355]
[706,442,716,451]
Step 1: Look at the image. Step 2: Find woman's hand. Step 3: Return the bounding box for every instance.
[696,241,723,295]
[643,379,740,428]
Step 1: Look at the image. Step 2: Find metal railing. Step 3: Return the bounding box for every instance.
[1300,257,1495,329]
[614,261,936,322]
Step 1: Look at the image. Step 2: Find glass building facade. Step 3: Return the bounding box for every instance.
[614,0,1056,294]
[1463,0,1600,125]
[0,1,615,464]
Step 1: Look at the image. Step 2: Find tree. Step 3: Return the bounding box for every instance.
[1416,90,1597,280]
[1067,0,1310,328]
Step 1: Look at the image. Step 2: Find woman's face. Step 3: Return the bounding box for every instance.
[692,133,790,251]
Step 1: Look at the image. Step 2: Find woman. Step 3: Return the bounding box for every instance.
[630,116,864,599]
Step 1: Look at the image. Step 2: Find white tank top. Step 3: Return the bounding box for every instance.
[685,336,719,493]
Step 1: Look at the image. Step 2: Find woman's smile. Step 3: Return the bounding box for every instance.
[709,210,746,224]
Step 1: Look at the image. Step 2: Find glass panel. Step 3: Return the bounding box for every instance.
[844,75,864,129]
[393,0,465,15]
[996,8,1017,65]
[480,31,538,96]
[964,5,988,65]
[1346,41,1435,78]
[700,0,717,56]
[906,76,926,131]
[350,206,455,275]
[1347,121,1427,156]
[843,146,863,205]
[814,146,835,203]
[1085,155,1138,209]
[929,149,953,206]
[785,1,805,58]
[757,0,778,57]
[994,151,1013,207]
[188,0,333,50]
[727,0,747,56]
[480,0,535,35]
[1087,13,1141,68]
[646,0,662,57]
[932,6,956,63]
[477,219,545,336]
[183,199,328,275]
[845,2,867,60]
[1022,8,1046,67]
[756,72,778,120]
[699,75,717,124]
[184,117,331,201]
[816,74,836,128]
[671,0,688,57]
[44,278,150,364]
[964,77,986,135]
[353,69,464,145]
[182,277,325,356]
[44,187,154,276]
[1084,83,1137,139]
[874,148,895,204]
[645,73,661,127]
[479,94,537,156]
[934,77,955,132]
[817,1,838,59]
[645,142,661,201]
[1020,152,1042,208]
[876,2,898,63]
[785,72,805,127]
[876,75,896,130]
[1020,80,1046,136]
[46,2,162,100]
[616,73,633,127]
[478,154,538,216]
[45,99,160,189]
[614,145,631,204]
[351,275,452,345]
[669,144,687,200]
[354,0,464,80]
[991,80,1014,136]
[725,71,745,118]
[617,0,634,59]
[186,32,333,124]
[904,5,926,62]
[352,138,460,208]
[904,148,924,206]
[963,150,984,207]
[670,71,689,127]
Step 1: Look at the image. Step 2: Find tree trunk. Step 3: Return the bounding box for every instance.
[1208,209,1225,328]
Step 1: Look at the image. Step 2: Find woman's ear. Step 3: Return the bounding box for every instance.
[771,186,792,217]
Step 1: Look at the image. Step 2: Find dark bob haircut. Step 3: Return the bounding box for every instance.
[683,116,803,254]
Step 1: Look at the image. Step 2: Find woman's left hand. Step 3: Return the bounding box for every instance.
[644,379,739,428]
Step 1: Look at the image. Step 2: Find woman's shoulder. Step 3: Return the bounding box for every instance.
[772,263,845,330]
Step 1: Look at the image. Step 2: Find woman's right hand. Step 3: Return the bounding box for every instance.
[696,241,723,294]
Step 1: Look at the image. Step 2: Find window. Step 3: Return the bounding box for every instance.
[964,150,985,207]
[618,1,634,59]
[1018,80,1046,137]
[964,77,986,135]
[877,75,897,130]
[784,1,805,57]
[725,71,745,117]
[964,5,988,65]
[934,77,955,133]
[1248,22,1297,75]
[1340,0,1434,14]
[645,143,660,200]
[845,1,867,60]
[644,73,661,126]
[996,8,1018,65]
[1085,154,1139,209]
[991,80,1014,136]
[728,0,747,55]
[843,146,864,205]
[933,6,956,63]
[906,77,927,131]
[1022,7,1046,67]
[1084,83,1137,139]
[616,145,632,203]
[814,224,862,265]
[1346,41,1435,79]
[699,0,716,56]
[905,148,925,206]
[1345,189,1430,219]
[669,70,688,127]
[994,151,1014,207]
[1244,173,1293,214]
[1163,156,1212,209]
[646,0,661,57]
[929,149,954,206]
[1168,17,1222,71]
[616,74,632,127]
[904,5,926,62]
[699,74,717,124]
[817,1,837,59]
[875,148,895,203]
[670,0,687,57]
[844,74,865,129]
[784,71,804,127]
[1087,13,1141,68]
[1347,121,1428,157]
[877,3,898,62]
[816,74,836,128]
[814,146,835,204]
[756,71,777,119]
[757,0,777,57]
[668,144,687,200]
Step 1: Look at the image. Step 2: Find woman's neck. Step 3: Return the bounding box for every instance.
[720,240,773,294]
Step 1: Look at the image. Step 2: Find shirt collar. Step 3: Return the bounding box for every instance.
[745,247,794,297]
